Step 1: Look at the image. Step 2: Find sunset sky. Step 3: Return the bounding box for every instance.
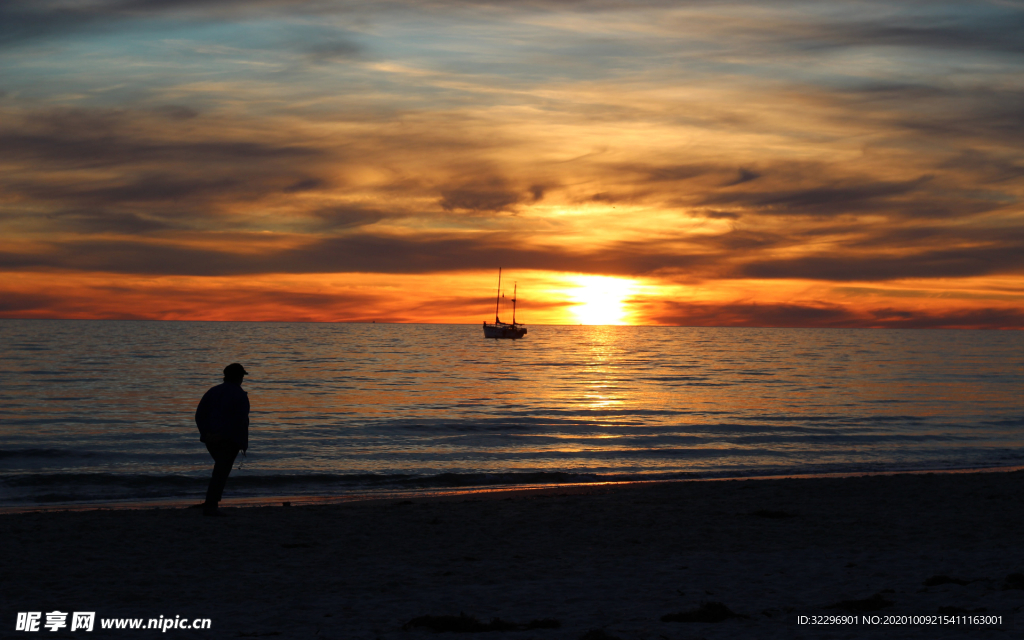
[2,0,1022,327]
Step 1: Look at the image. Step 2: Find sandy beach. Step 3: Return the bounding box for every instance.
[3,470,1024,639]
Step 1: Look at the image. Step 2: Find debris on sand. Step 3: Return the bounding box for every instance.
[826,593,894,612]
[661,602,744,623]
[1002,573,1024,590]
[578,630,622,640]
[751,509,797,519]
[937,606,987,614]
[923,575,970,587]
[401,613,560,632]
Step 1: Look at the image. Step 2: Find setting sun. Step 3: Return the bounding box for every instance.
[569,276,636,325]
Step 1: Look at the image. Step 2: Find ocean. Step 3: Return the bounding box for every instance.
[1,319,1021,507]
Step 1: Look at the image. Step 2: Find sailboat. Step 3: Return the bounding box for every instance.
[483,269,527,339]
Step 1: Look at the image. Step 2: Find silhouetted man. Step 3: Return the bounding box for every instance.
[195,363,249,516]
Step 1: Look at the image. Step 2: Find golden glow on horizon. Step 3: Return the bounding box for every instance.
[1,268,1020,329]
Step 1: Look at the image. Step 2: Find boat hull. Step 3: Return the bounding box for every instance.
[483,323,527,339]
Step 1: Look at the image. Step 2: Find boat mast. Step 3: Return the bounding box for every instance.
[512,282,517,325]
[494,268,502,324]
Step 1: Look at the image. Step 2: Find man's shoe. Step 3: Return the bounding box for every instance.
[201,502,226,517]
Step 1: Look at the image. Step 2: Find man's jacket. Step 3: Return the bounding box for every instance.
[195,382,249,451]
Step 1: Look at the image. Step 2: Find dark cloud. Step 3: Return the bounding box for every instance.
[6,215,1021,284]
[697,229,786,251]
[702,210,741,220]
[305,40,363,64]
[282,178,326,193]
[813,13,1024,55]
[647,300,1024,330]
[0,232,713,277]
[939,150,1024,184]
[0,107,332,221]
[439,180,523,213]
[862,307,1024,330]
[703,176,934,217]
[815,82,1024,148]
[152,105,200,120]
[739,245,1024,282]
[34,176,242,205]
[842,225,1024,253]
[0,2,108,48]
[47,211,176,234]
[0,0,333,48]
[0,292,54,314]
[648,300,860,328]
[899,98,1024,146]
[0,284,393,322]
[172,287,384,322]
[310,206,387,230]
[1,113,322,169]
[614,161,1005,224]
[635,163,715,183]
[722,168,760,187]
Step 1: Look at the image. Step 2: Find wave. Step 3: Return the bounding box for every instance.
[0,448,95,459]
[0,470,703,505]
[7,456,1023,506]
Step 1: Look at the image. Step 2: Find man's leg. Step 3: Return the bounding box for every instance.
[204,440,240,514]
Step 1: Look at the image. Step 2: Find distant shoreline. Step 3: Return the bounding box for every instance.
[4,463,1022,515]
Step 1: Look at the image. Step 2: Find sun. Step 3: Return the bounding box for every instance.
[569,276,635,325]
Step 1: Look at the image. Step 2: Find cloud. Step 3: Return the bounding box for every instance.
[46,211,176,235]
[0,2,109,48]
[439,180,524,213]
[739,245,1024,282]
[0,232,720,277]
[702,176,935,217]
[0,106,340,230]
[646,300,1024,330]
[647,300,861,328]
[722,168,760,187]
[0,292,54,314]
[151,105,201,120]
[282,178,327,194]
[810,13,1024,55]
[3,109,323,169]
[938,150,1024,184]
[0,0,333,48]
[304,40,363,64]
[0,279,396,322]
[309,206,387,230]
[25,224,1009,282]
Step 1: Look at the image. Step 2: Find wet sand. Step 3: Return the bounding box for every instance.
[3,470,1024,638]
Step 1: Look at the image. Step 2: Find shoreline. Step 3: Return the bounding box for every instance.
[4,463,1023,515]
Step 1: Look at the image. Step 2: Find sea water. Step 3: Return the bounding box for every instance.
[0,319,1021,506]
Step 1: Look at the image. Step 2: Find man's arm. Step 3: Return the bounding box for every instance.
[195,391,211,429]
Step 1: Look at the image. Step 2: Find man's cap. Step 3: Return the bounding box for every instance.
[224,363,248,377]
